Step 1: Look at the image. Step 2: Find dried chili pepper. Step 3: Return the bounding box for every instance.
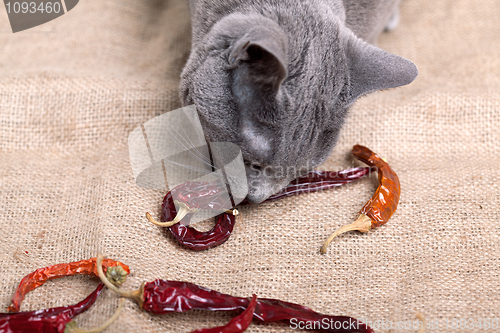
[190,294,257,333]
[97,255,373,333]
[152,167,370,251]
[162,189,237,250]
[146,181,238,228]
[321,145,401,254]
[8,257,130,312]
[0,283,125,333]
[241,167,371,204]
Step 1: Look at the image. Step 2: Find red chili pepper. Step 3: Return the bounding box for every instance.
[321,145,401,253]
[163,190,237,250]
[0,283,125,333]
[190,294,257,333]
[146,181,237,228]
[8,257,130,312]
[241,167,371,204]
[97,255,373,333]
[150,167,370,251]
[171,181,231,212]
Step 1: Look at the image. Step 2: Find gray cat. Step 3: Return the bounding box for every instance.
[180,0,418,204]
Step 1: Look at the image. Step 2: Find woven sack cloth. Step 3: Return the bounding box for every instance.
[0,0,499,332]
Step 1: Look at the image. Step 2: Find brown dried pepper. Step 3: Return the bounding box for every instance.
[0,283,125,333]
[321,145,401,254]
[190,294,257,333]
[96,255,373,333]
[8,257,130,312]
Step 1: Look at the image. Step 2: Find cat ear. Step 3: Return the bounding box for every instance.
[229,27,288,91]
[345,35,418,104]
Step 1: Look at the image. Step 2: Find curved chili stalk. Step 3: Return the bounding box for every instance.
[146,205,239,228]
[146,181,240,228]
[146,200,196,227]
[8,257,130,312]
[96,254,145,308]
[320,214,372,253]
[65,298,125,333]
[321,145,401,254]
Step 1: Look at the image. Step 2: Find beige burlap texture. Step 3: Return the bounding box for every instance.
[0,0,499,332]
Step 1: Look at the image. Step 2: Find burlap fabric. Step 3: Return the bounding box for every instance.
[0,0,499,332]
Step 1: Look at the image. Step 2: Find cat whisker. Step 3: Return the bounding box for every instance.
[179,125,214,166]
[168,123,214,168]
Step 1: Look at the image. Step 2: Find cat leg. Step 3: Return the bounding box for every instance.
[384,7,400,32]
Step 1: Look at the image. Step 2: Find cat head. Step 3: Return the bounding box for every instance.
[180,13,417,204]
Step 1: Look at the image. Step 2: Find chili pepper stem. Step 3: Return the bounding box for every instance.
[146,200,196,227]
[66,298,126,333]
[320,214,372,254]
[225,209,239,216]
[96,254,145,308]
[146,206,239,227]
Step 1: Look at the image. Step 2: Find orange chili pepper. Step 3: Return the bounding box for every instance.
[321,145,401,254]
[8,257,130,312]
